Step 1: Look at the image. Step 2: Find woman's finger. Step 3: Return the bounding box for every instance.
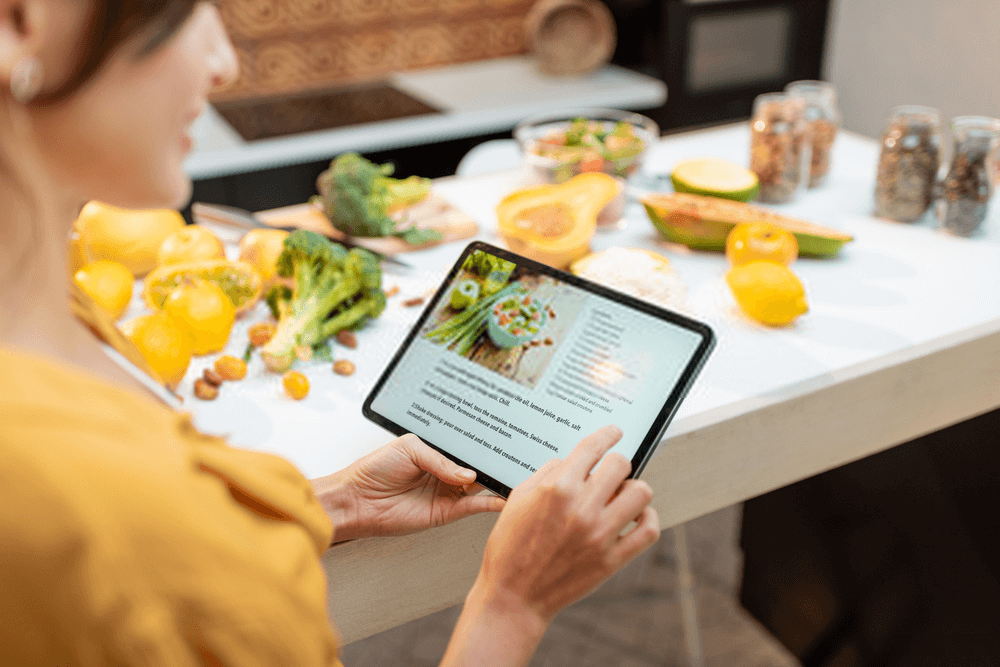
[585,451,632,507]
[565,425,623,479]
[602,479,654,532]
[446,493,507,522]
[511,457,562,498]
[610,506,661,568]
[401,436,476,485]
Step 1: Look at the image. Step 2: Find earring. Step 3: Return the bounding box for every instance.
[10,56,43,104]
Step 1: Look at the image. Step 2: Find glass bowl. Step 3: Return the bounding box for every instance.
[488,295,548,349]
[514,108,659,184]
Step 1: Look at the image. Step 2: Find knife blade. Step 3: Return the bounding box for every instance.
[191,202,412,268]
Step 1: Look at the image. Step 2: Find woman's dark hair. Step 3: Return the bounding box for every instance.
[37,0,199,104]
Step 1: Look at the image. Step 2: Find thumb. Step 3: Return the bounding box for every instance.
[404,437,477,485]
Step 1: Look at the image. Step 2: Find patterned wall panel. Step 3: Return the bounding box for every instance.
[213,0,535,103]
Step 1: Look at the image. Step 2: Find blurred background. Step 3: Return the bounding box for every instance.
[185,2,1000,666]
[190,0,1000,211]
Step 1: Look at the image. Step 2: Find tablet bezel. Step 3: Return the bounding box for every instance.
[362,241,716,498]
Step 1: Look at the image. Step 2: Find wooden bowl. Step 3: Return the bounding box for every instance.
[524,0,617,76]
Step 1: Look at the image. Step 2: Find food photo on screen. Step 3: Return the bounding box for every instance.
[419,249,587,389]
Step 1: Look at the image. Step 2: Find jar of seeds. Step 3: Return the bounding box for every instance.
[785,80,840,188]
[750,92,810,204]
[937,116,1000,236]
[873,106,941,222]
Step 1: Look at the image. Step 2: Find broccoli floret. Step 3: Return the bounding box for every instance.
[312,152,440,245]
[260,230,385,372]
[265,284,292,320]
[461,250,515,295]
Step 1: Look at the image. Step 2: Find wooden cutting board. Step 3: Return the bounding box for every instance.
[254,191,478,255]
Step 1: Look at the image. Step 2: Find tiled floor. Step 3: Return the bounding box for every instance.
[340,507,799,667]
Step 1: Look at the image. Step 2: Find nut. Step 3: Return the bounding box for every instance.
[385,285,400,297]
[333,359,356,376]
[402,297,425,307]
[336,330,357,349]
[202,368,223,387]
[194,378,219,400]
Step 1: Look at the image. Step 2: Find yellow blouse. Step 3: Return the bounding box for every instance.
[0,344,342,665]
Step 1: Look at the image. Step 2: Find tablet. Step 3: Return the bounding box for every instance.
[363,242,715,498]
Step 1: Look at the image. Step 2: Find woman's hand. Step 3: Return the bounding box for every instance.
[442,425,660,667]
[310,433,505,544]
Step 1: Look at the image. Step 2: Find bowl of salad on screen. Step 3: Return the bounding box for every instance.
[515,108,658,184]
[488,294,550,349]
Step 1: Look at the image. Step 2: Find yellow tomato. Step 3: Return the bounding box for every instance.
[162,279,236,355]
[120,312,193,389]
[238,228,289,282]
[282,371,310,400]
[214,355,248,381]
[158,224,226,266]
[725,222,798,266]
[73,260,134,320]
[726,260,808,326]
[76,201,185,276]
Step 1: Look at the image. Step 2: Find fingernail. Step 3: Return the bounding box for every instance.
[457,468,475,481]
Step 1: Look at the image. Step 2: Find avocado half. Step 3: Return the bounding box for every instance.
[670,158,760,203]
[642,193,853,258]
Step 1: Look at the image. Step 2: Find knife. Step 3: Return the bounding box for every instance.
[191,201,412,268]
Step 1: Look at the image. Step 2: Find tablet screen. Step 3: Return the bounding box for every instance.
[364,242,714,496]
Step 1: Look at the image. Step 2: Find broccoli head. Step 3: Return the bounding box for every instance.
[312,152,441,246]
[260,229,385,372]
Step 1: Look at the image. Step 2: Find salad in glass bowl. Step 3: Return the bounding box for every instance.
[488,294,549,349]
[515,108,659,184]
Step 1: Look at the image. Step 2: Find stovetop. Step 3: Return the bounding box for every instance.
[213,82,442,142]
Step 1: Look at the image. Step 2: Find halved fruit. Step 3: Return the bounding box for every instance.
[671,158,760,202]
[496,172,620,269]
[143,259,263,316]
[642,192,853,258]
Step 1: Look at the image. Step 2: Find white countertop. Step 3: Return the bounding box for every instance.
[157,122,1000,642]
[174,122,1000,480]
[183,56,668,181]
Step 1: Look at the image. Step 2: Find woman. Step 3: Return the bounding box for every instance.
[0,1,661,665]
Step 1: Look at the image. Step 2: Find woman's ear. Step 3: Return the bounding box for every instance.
[0,0,46,83]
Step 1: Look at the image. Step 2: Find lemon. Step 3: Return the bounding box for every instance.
[238,228,289,282]
[120,312,193,389]
[73,260,134,320]
[671,158,760,202]
[162,278,236,355]
[158,225,226,266]
[726,260,808,326]
[76,201,185,276]
[143,259,263,316]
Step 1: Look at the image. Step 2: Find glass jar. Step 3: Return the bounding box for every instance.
[873,105,941,222]
[936,116,1000,236]
[750,92,810,204]
[785,80,840,188]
